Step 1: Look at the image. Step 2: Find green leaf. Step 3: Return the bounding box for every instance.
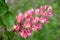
[2,11,15,30]
[0,0,5,3]
[0,0,8,16]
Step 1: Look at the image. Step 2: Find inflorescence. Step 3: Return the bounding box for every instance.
[12,5,53,38]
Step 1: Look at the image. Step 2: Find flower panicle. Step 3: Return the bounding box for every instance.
[12,5,53,38]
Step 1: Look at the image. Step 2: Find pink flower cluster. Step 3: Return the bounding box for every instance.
[12,5,53,38]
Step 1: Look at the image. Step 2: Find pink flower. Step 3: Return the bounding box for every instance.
[48,11,53,17]
[32,17,39,24]
[23,20,31,29]
[18,29,32,38]
[12,24,20,31]
[15,25,20,31]
[42,12,48,17]
[26,29,32,37]
[47,6,53,17]
[26,16,34,21]
[35,8,41,15]
[40,5,47,11]
[24,12,29,18]
[32,24,42,31]
[40,17,48,23]
[20,30,27,39]
[36,24,42,30]
[16,13,24,22]
[32,25,38,31]
[24,9,34,18]
[27,9,34,15]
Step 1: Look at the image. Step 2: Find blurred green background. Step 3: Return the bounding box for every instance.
[0,0,60,40]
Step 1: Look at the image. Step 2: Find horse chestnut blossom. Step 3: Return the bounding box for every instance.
[24,9,34,18]
[32,16,40,24]
[40,17,48,23]
[23,20,31,28]
[16,13,24,23]
[12,24,20,31]
[35,8,41,15]
[12,5,53,38]
[32,24,42,31]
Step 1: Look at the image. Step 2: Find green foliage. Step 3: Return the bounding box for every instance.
[0,0,15,40]
[0,0,8,16]
[2,11,15,30]
[0,0,15,28]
